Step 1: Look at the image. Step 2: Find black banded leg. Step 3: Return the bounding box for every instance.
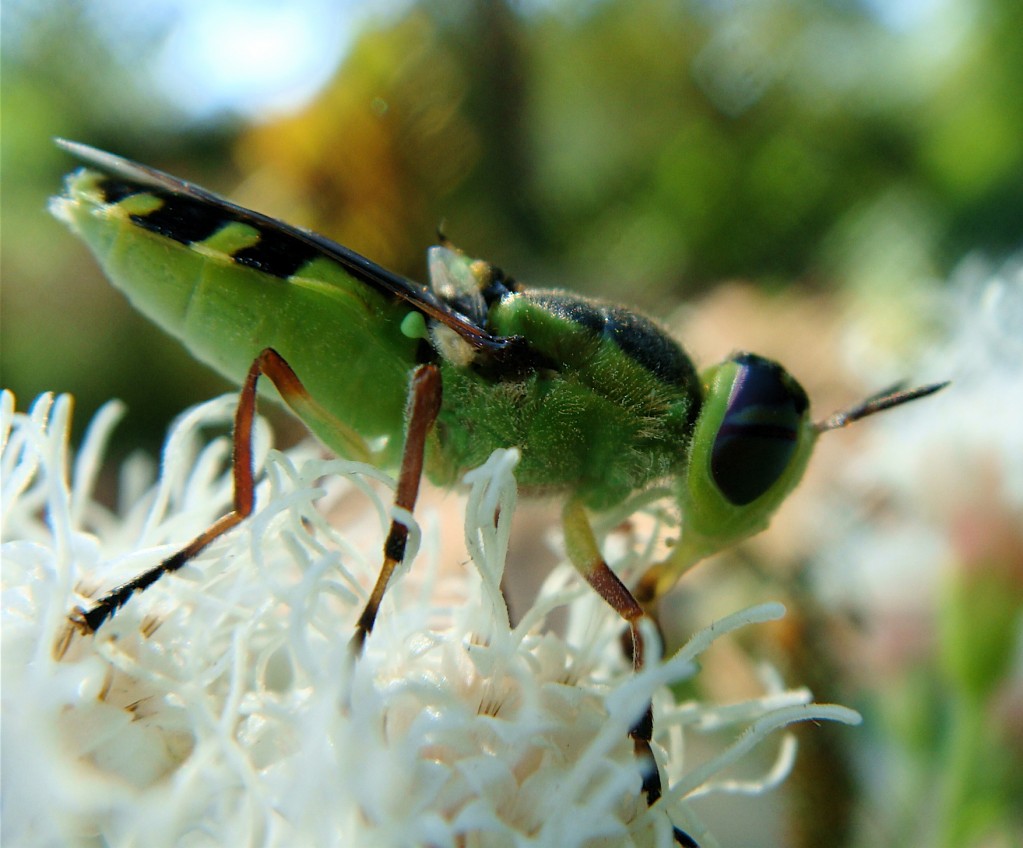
[57,348,354,657]
[351,364,442,653]
[562,500,698,847]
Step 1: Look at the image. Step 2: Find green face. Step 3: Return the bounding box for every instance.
[679,353,817,558]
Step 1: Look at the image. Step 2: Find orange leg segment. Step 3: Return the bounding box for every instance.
[561,501,666,804]
[64,348,370,642]
[351,363,442,651]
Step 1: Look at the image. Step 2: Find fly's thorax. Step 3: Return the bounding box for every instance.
[486,289,701,390]
[677,352,818,560]
[426,286,704,509]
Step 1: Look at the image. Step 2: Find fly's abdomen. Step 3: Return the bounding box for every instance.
[53,168,418,463]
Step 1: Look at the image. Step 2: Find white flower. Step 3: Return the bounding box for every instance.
[1,390,859,848]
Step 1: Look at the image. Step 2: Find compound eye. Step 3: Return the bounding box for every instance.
[711,354,809,505]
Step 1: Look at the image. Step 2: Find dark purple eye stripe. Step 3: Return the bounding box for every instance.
[714,420,798,442]
[710,355,805,505]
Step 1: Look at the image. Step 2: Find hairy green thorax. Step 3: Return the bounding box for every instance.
[430,287,700,509]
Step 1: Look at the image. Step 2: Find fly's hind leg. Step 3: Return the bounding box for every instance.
[58,348,372,656]
[562,499,698,847]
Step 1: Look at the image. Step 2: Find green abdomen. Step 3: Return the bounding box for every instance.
[60,171,418,466]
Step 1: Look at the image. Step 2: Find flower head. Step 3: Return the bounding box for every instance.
[1,390,858,847]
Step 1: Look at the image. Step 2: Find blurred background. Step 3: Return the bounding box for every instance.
[2,1,1021,846]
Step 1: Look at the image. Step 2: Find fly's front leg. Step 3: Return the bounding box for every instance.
[562,500,698,847]
[563,500,650,669]
[351,364,442,653]
[562,501,657,786]
[58,348,370,657]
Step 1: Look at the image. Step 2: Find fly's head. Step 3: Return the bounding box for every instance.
[663,352,948,590]
[678,353,817,563]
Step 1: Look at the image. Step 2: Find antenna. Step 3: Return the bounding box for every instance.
[814,381,950,433]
